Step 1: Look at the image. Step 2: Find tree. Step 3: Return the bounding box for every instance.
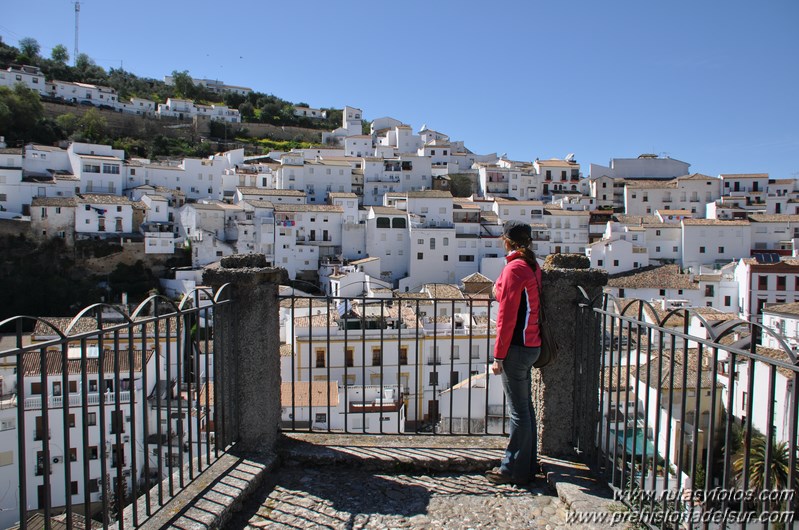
[18,37,40,60]
[0,84,46,145]
[238,101,255,121]
[733,433,798,514]
[171,70,196,100]
[74,53,108,84]
[56,113,79,137]
[76,108,107,143]
[50,44,69,64]
[449,173,475,197]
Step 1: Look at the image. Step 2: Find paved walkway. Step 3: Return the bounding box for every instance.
[224,434,624,529]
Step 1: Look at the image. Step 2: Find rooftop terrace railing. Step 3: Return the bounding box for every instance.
[2,285,232,529]
[589,294,799,528]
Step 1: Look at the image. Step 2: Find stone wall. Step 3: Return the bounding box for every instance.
[203,255,288,454]
[533,266,607,459]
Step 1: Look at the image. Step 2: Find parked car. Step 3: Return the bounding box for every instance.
[79,100,95,107]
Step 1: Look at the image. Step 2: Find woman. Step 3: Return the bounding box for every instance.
[486,219,542,486]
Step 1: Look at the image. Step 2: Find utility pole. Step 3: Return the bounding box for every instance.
[73,1,81,66]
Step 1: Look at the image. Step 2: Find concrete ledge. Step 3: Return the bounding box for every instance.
[118,451,277,530]
[544,456,630,529]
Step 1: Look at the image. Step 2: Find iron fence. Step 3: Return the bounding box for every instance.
[279,292,509,436]
[588,294,799,528]
[2,285,231,530]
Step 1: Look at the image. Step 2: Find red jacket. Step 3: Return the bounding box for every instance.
[493,251,542,360]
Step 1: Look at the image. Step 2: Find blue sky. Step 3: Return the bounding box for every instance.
[3,0,798,178]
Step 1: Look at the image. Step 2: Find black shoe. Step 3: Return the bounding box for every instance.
[486,469,528,486]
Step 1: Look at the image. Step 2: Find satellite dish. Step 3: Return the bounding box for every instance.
[565,153,576,162]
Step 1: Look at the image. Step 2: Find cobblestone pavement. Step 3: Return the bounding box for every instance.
[226,465,596,530]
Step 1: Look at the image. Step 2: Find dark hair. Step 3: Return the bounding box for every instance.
[504,232,538,271]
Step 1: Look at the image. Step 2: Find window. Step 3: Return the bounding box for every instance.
[88,412,97,426]
[372,348,382,366]
[102,164,120,174]
[458,255,475,262]
[705,285,715,296]
[315,349,325,368]
[758,275,768,290]
[429,372,438,386]
[88,446,99,460]
[597,259,603,267]
[315,413,327,423]
[724,295,731,306]
[83,164,100,173]
[430,238,435,250]
[660,289,666,296]
[699,246,705,253]
[777,276,786,291]
[417,252,424,260]
[399,347,408,365]
[443,255,448,261]
[613,260,619,266]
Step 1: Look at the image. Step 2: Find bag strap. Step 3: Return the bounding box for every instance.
[531,265,544,325]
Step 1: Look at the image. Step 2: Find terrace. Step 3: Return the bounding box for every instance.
[3,256,797,529]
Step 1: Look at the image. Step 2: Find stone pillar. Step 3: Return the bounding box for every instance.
[203,254,288,454]
[533,257,607,459]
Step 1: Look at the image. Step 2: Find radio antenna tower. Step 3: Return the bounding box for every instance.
[73,1,81,65]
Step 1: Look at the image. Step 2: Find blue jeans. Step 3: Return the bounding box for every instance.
[499,344,540,482]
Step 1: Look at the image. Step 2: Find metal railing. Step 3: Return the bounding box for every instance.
[279,293,508,436]
[585,294,798,528]
[3,285,232,529]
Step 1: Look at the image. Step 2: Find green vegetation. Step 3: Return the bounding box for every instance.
[0,235,104,322]
[249,137,320,152]
[0,36,344,156]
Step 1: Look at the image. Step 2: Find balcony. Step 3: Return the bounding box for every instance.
[7,257,796,528]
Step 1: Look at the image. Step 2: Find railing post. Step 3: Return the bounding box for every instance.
[533,256,607,459]
[204,254,288,453]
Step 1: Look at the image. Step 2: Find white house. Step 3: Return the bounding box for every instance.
[734,257,799,322]
[75,194,135,236]
[589,154,691,180]
[0,65,46,94]
[680,219,751,272]
[30,196,77,243]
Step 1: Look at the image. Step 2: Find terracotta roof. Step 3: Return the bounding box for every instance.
[719,173,769,179]
[22,349,154,376]
[747,214,799,223]
[281,381,339,407]
[682,219,749,226]
[370,206,406,215]
[405,191,453,199]
[762,302,799,317]
[626,179,677,189]
[461,272,492,283]
[32,316,181,338]
[677,173,716,181]
[238,187,305,196]
[328,192,358,199]
[31,197,77,207]
[608,265,697,290]
[423,284,464,299]
[76,194,134,205]
[632,350,722,390]
[273,204,343,213]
